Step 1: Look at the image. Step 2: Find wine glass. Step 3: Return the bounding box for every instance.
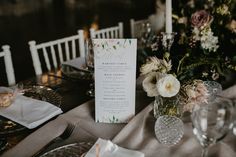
[191,96,233,157]
[85,39,94,71]
[84,39,95,97]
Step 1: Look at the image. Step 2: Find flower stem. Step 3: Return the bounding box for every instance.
[177,53,189,75]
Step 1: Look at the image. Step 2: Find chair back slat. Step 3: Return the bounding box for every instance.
[72,39,76,59]
[78,30,85,57]
[65,41,70,61]
[90,28,95,38]
[130,18,149,38]
[50,45,58,68]
[57,43,64,63]
[114,29,118,38]
[89,22,123,39]
[118,22,123,38]
[0,45,16,86]
[29,30,85,75]
[110,30,114,38]
[29,41,42,75]
[42,47,51,71]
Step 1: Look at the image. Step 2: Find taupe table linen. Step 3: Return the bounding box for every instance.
[3,87,236,157]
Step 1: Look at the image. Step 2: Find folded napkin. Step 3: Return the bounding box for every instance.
[0,87,62,129]
[85,138,144,157]
[62,57,85,70]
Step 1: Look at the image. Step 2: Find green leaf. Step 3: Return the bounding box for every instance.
[129,39,131,44]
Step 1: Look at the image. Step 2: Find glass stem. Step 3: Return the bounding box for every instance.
[201,146,208,157]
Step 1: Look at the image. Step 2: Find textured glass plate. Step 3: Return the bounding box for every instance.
[23,86,62,108]
[40,142,93,157]
[0,86,62,136]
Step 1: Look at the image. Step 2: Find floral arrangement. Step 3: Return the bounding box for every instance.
[139,0,235,114]
[171,0,236,81]
[141,57,209,113]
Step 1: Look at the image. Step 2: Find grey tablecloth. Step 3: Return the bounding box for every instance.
[2,87,236,157]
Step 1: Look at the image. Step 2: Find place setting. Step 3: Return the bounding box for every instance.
[0,84,63,153]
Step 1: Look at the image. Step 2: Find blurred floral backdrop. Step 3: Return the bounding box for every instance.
[140,0,236,88]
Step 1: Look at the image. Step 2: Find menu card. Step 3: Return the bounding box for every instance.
[94,39,137,123]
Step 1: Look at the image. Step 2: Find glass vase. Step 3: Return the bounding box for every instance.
[153,95,182,119]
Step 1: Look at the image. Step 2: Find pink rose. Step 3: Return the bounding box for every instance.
[191,10,212,29]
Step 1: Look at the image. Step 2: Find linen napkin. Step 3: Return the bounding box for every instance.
[0,87,62,129]
[85,138,144,157]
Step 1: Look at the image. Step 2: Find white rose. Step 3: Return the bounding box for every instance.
[157,74,180,97]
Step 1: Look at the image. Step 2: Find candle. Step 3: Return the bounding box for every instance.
[165,0,172,33]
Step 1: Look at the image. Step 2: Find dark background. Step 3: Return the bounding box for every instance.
[0,0,155,85]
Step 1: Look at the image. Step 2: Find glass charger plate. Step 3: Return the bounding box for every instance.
[61,65,93,81]
[0,86,62,136]
[40,142,93,157]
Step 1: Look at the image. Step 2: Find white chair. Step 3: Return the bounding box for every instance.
[130,18,149,38]
[29,30,85,76]
[90,22,123,38]
[0,45,15,86]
